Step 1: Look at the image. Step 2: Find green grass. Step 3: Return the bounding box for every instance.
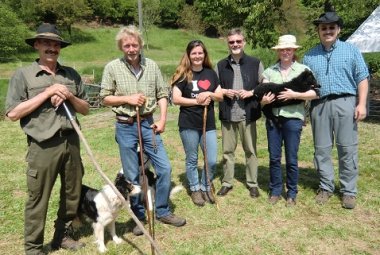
[0,107,379,255]
[0,25,379,255]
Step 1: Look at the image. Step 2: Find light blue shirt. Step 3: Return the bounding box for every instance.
[303,39,369,98]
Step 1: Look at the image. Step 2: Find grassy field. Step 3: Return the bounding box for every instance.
[0,25,379,255]
[1,107,379,255]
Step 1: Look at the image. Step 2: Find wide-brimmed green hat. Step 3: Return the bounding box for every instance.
[25,23,71,48]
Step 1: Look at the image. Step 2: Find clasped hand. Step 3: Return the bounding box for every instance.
[196,92,212,105]
[47,84,73,108]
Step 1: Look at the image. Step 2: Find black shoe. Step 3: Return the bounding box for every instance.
[217,186,232,196]
[132,220,145,236]
[249,187,260,198]
[157,214,186,227]
[51,228,85,251]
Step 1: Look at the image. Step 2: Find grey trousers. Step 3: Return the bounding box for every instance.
[220,121,259,188]
[310,96,358,195]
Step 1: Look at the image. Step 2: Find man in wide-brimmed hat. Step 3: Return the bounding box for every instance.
[303,1,369,209]
[6,23,89,254]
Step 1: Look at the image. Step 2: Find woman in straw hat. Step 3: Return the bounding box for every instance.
[260,35,319,207]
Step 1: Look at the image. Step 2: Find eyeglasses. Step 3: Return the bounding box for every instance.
[228,40,243,45]
[320,25,338,31]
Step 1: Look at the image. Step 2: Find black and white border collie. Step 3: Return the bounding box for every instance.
[77,173,138,253]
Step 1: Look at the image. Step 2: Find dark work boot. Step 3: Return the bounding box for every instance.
[51,228,85,251]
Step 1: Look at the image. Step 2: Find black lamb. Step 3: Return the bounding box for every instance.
[254,69,320,123]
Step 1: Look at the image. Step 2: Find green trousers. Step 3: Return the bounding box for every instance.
[220,121,259,188]
[24,133,83,255]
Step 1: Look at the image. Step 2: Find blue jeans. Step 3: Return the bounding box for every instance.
[266,118,303,199]
[179,128,217,192]
[115,117,172,219]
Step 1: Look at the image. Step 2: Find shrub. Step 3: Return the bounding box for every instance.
[364,53,380,79]
[177,5,206,35]
[0,4,30,62]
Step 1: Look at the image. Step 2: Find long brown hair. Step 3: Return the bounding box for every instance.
[170,40,213,86]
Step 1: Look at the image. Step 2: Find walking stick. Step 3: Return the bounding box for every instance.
[136,106,155,255]
[60,102,162,255]
[202,105,219,209]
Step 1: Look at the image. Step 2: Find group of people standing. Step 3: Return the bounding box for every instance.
[5,5,368,255]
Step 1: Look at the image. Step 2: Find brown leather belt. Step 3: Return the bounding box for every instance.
[116,113,153,124]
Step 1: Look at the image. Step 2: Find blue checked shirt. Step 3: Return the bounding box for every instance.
[303,39,369,98]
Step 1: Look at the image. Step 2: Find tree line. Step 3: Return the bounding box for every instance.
[0,0,378,62]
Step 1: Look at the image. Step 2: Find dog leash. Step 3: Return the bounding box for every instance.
[60,102,162,255]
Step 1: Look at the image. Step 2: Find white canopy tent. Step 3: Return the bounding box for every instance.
[346,6,380,53]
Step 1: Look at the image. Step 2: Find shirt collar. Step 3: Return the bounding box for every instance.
[32,59,65,77]
[228,52,246,65]
[122,54,146,67]
[321,39,340,52]
[273,61,296,71]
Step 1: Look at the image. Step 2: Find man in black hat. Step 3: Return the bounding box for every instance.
[303,2,369,209]
[5,23,89,254]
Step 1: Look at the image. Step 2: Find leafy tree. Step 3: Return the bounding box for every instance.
[244,0,284,48]
[138,0,161,49]
[160,0,184,28]
[0,3,30,62]
[177,4,206,35]
[87,0,136,24]
[34,0,93,37]
[195,0,253,36]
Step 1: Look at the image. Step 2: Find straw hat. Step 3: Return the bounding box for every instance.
[25,23,71,48]
[271,35,300,50]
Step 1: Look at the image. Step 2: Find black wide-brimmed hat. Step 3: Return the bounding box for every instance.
[313,1,343,27]
[25,23,71,48]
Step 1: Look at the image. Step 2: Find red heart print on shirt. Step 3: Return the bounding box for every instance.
[198,80,211,90]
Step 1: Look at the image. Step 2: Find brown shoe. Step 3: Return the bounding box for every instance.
[217,186,232,196]
[249,187,260,198]
[51,229,85,251]
[202,191,215,204]
[191,191,205,206]
[315,189,333,205]
[268,195,281,205]
[157,214,186,227]
[342,195,356,209]
[286,198,296,207]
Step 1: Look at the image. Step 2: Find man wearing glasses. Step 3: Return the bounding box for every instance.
[303,4,369,209]
[215,28,264,198]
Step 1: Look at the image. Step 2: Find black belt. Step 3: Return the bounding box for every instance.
[116,113,153,124]
[54,129,76,137]
[322,93,354,101]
